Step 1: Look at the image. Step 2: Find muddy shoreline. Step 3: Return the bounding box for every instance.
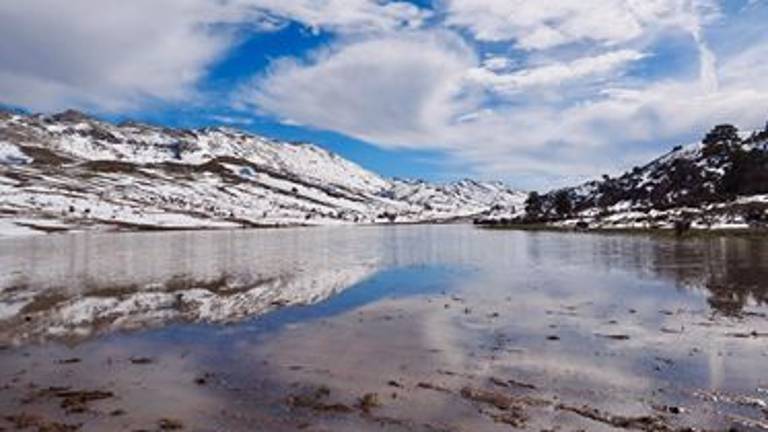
[2,288,767,431]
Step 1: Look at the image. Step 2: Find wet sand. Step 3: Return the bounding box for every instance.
[1,226,768,431]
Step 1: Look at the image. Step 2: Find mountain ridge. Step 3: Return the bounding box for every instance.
[0,109,526,235]
[479,119,768,230]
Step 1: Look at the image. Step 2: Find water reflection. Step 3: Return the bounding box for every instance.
[2,228,768,344]
[1,227,768,430]
[659,238,768,315]
[0,228,388,343]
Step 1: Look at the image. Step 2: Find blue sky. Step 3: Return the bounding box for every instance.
[1,0,767,189]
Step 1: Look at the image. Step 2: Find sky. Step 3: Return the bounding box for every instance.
[1,0,767,189]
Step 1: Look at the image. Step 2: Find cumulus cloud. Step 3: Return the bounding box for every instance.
[240,32,478,148]
[0,0,247,111]
[242,31,768,187]
[238,34,634,181]
[233,0,768,187]
[0,0,429,112]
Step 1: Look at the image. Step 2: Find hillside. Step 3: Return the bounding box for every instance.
[0,110,525,235]
[480,121,768,230]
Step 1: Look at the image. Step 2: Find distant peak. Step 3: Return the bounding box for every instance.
[50,109,91,123]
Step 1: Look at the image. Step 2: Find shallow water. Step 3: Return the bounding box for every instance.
[1,226,768,431]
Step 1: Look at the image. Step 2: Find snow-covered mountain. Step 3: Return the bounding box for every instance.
[483,121,768,230]
[388,178,523,214]
[0,109,525,234]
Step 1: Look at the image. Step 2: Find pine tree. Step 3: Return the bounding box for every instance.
[525,191,542,217]
[702,124,740,158]
[554,190,572,218]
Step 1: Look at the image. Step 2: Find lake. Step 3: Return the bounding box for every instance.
[1,226,768,431]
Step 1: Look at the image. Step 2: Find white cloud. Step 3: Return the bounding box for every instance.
[238,33,647,183]
[235,0,768,188]
[467,50,646,93]
[242,25,768,188]
[442,0,718,49]
[0,0,429,112]
[246,0,429,34]
[481,57,513,72]
[240,32,478,148]
[0,0,249,111]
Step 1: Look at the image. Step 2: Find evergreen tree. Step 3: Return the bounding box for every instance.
[719,148,768,198]
[525,191,542,218]
[702,124,740,158]
[553,190,572,217]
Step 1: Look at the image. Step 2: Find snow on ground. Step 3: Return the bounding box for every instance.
[0,141,31,165]
[0,110,527,235]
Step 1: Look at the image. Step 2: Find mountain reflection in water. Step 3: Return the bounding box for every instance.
[2,226,768,431]
[1,227,767,344]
